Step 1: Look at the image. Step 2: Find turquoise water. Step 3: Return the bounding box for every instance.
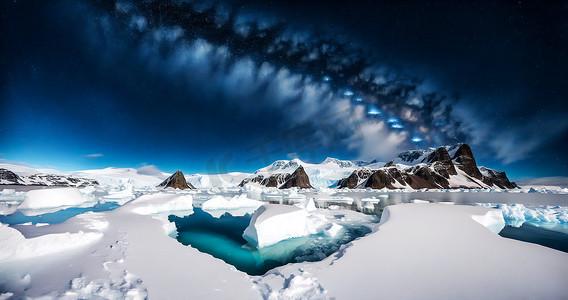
[169,208,372,275]
[0,202,120,225]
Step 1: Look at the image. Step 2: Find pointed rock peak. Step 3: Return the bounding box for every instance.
[158,170,195,190]
[452,143,474,160]
[384,161,395,167]
[280,166,313,189]
[426,147,452,163]
[451,143,482,179]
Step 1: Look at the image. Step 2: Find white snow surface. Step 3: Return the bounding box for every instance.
[1,191,260,299]
[186,172,251,188]
[129,193,193,216]
[0,223,102,263]
[259,203,568,299]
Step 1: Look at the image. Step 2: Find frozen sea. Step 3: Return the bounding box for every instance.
[1,185,567,299]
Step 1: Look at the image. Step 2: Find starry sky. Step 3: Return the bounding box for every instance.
[1,0,567,179]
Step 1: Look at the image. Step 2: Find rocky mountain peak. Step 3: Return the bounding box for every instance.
[452,144,482,179]
[0,168,24,184]
[158,170,195,190]
[280,166,313,189]
[426,147,457,176]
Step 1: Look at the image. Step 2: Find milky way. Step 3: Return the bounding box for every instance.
[1,0,567,177]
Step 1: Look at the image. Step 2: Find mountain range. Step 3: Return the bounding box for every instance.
[0,144,516,190]
[238,144,517,190]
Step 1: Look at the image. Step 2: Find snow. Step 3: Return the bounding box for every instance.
[447,168,488,189]
[70,167,164,189]
[102,183,136,204]
[258,203,568,299]
[1,192,260,299]
[186,172,250,188]
[294,197,317,211]
[129,194,194,216]
[18,187,92,211]
[202,195,236,210]
[2,178,568,299]
[243,204,326,248]
[202,194,264,211]
[248,158,358,188]
[0,223,102,263]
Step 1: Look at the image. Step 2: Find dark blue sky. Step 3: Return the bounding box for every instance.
[1,0,567,179]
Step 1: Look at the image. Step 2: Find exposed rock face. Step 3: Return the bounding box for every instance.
[0,169,24,184]
[239,173,289,188]
[0,168,98,187]
[364,170,396,189]
[479,167,517,189]
[337,167,374,188]
[338,143,516,190]
[280,166,313,189]
[424,147,457,176]
[408,165,451,189]
[240,166,313,189]
[158,170,194,189]
[451,144,482,179]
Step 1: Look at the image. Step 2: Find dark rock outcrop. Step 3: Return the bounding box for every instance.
[0,169,24,184]
[0,168,98,187]
[364,170,396,189]
[280,166,313,189]
[479,167,517,189]
[451,144,483,179]
[239,166,313,189]
[338,143,517,190]
[337,167,374,188]
[158,170,194,189]
[425,147,457,176]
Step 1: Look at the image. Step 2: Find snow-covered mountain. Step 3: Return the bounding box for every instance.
[0,165,167,189]
[241,158,360,188]
[240,165,313,189]
[242,144,517,190]
[0,168,98,187]
[338,144,517,190]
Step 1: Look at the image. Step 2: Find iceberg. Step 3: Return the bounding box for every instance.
[18,188,92,213]
[202,194,264,211]
[128,194,194,216]
[243,204,326,248]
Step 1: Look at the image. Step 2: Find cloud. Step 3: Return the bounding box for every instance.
[83,154,104,159]
[82,0,548,164]
[137,164,164,177]
[515,177,568,188]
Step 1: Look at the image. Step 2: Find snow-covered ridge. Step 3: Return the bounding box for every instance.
[243,158,358,189]
[0,168,98,188]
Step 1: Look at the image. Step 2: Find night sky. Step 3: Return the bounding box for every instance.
[1,0,567,179]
